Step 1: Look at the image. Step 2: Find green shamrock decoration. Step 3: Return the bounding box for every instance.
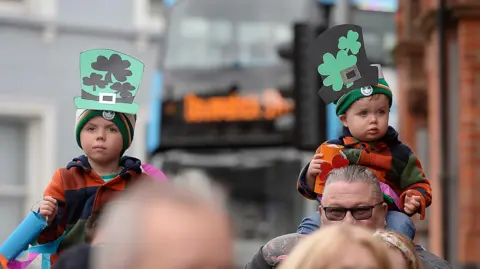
[338,30,361,54]
[317,30,361,91]
[74,49,144,115]
[317,50,358,91]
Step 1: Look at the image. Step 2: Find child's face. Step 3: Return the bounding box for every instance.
[80,116,123,164]
[339,94,389,142]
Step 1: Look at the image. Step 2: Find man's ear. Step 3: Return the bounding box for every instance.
[380,202,388,226]
[339,114,348,127]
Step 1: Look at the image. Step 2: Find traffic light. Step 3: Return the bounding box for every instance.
[291,23,327,151]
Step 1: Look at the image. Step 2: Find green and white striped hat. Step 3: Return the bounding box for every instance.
[335,64,392,116]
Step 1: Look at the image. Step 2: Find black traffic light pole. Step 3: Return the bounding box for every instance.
[292,23,326,151]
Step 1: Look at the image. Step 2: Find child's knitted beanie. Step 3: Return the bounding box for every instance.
[75,109,136,155]
[335,64,393,116]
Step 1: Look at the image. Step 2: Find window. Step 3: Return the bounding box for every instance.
[133,0,166,31]
[0,100,56,263]
[410,0,420,19]
[164,0,305,69]
[0,0,57,18]
[149,0,165,28]
[0,119,27,243]
[0,0,28,14]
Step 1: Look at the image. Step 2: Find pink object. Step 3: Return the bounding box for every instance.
[141,164,168,182]
[379,181,400,207]
[7,252,39,269]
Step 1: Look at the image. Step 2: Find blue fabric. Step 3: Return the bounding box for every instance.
[296,211,321,235]
[0,211,47,260]
[386,211,416,240]
[296,210,416,240]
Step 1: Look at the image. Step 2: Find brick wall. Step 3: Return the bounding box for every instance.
[397,0,480,263]
[457,19,480,262]
[394,0,436,252]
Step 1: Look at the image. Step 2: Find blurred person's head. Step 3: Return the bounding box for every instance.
[374,230,424,269]
[92,179,233,269]
[277,224,392,269]
[336,65,392,142]
[319,165,388,230]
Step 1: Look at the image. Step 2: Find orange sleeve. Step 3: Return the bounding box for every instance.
[37,169,66,244]
[0,253,8,269]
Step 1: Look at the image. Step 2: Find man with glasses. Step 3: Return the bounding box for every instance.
[244,165,451,269]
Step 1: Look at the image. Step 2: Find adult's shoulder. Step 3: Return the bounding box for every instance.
[244,233,305,269]
[415,245,452,269]
[53,243,91,269]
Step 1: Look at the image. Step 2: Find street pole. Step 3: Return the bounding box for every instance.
[437,0,450,263]
[332,0,351,26]
[146,0,180,155]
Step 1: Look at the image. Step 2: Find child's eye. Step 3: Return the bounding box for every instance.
[359,111,368,116]
[378,110,386,115]
[86,127,95,132]
[108,127,118,132]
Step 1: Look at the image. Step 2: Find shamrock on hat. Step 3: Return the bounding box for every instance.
[313,24,379,104]
[74,49,145,115]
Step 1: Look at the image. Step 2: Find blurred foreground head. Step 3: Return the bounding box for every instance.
[92,178,233,269]
[374,230,424,269]
[278,224,392,269]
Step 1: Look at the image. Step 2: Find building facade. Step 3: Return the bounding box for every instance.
[0,0,163,246]
[396,0,480,267]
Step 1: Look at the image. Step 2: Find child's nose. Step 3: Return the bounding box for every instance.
[96,130,106,140]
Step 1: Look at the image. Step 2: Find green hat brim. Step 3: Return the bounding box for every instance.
[74,97,139,115]
[335,86,392,116]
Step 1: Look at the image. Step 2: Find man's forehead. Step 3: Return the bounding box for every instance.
[323,181,374,205]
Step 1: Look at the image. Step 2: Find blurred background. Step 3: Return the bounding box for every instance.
[0,0,478,268]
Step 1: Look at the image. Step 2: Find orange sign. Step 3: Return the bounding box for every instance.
[183,89,294,123]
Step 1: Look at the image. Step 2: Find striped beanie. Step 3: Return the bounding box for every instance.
[75,109,136,155]
[335,64,392,116]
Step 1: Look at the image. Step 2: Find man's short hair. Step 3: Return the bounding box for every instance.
[323,165,383,202]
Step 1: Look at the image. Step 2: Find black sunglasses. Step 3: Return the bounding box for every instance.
[321,201,384,221]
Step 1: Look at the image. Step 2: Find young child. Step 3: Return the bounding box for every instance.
[296,64,432,240]
[36,49,148,266]
[295,24,432,239]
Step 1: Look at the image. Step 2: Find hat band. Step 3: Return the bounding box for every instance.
[81,90,134,104]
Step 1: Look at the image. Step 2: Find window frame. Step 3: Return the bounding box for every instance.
[0,98,56,216]
[0,0,57,18]
[133,0,166,32]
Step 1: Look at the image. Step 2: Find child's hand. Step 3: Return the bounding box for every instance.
[403,190,422,214]
[39,196,58,225]
[306,154,327,190]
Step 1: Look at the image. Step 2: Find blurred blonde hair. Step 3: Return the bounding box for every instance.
[374,230,424,269]
[92,178,230,269]
[278,224,392,269]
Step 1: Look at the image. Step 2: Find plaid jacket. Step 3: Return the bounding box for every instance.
[297,126,432,219]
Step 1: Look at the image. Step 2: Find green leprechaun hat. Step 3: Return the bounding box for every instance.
[73,49,144,115]
[335,64,392,115]
[314,24,379,104]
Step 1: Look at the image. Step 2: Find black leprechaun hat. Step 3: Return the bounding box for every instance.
[314,24,378,104]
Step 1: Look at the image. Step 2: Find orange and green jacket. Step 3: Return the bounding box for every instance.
[37,155,147,266]
[297,126,432,219]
